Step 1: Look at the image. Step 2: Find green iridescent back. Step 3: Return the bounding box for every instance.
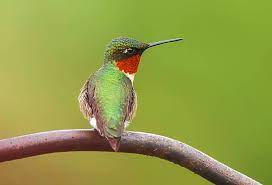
[92,63,133,137]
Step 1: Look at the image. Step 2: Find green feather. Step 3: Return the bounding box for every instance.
[93,63,132,137]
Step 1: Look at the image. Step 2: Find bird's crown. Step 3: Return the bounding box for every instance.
[104,37,148,62]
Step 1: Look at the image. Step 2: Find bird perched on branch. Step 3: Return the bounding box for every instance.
[78,37,182,151]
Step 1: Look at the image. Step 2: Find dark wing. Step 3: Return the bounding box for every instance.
[78,75,108,137]
[126,88,137,123]
[78,75,96,121]
[78,76,108,138]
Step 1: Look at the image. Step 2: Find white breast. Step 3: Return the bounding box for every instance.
[124,72,135,84]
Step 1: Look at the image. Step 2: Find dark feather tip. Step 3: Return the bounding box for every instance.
[107,137,121,152]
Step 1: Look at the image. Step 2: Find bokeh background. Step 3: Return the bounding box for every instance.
[0,0,271,184]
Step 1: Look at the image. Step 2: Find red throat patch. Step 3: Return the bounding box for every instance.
[116,54,141,74]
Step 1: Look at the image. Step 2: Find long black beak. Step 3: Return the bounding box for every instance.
[148,38,183,48]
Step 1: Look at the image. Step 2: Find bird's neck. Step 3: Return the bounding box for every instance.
[104,54,141,83]
[115,54,141,83]
[115,54,141,74]
[102,63,136,84]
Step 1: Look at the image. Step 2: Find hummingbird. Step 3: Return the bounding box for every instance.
[78,37,182,151]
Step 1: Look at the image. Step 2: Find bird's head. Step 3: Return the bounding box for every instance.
[104,37,182,76]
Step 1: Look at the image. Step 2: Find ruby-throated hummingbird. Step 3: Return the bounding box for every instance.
[78,37,182,151]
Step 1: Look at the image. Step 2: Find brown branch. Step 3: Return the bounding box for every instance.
[0,129,261,185]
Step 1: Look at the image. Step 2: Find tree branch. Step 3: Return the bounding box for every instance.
[0,129,260,185]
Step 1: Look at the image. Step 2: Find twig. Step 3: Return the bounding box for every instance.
[0,129,261,185]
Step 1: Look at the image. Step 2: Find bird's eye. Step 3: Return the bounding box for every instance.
[123,48,135,54]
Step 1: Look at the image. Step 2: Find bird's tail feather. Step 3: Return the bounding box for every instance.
[106,137,121,152]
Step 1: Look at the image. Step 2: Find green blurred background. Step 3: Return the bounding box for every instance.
[0,0,271,184]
